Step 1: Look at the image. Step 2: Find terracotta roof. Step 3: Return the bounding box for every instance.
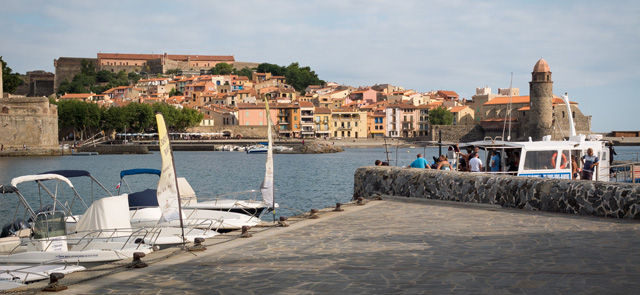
[97,53,234,62]
[60,93,94,99]
[314,107,332,114]
[298,101,314,107]
[483,96,530,106]
[533,58,550,72]
[449,106,469,113]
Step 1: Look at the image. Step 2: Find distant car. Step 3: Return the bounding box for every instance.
[333,137,342,140]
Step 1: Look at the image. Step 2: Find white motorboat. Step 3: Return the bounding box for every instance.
[0,263,85,290]
[0,176,154,264]
[37,170,218,247]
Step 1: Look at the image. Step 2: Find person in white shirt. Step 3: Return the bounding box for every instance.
[469,152,483,172]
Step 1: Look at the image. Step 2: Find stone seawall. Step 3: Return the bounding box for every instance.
[354,167,640,219]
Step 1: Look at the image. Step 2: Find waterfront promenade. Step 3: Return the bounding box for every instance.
[24,197,640,294]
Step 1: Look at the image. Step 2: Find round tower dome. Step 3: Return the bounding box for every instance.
[533,58,550,72]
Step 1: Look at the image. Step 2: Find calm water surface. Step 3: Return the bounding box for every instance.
[1,146,638,221]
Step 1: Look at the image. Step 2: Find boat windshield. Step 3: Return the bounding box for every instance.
[32,211,67,239]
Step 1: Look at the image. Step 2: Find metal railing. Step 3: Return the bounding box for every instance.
[610,162,640,184]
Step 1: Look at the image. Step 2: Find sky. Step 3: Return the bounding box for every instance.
[1,0,638,132]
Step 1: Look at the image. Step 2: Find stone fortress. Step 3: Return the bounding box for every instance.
[0,73,59,151]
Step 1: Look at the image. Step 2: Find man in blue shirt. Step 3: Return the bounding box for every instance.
[490,150,500,172]
[581,148,599,180]
[410,154,430,169]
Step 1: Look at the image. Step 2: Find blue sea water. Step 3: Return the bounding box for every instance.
[1,146,639,221]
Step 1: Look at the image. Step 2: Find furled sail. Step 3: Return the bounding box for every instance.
[260,99,274,207]
[155,113,181,223]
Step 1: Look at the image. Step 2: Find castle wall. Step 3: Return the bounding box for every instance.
[0,96,58,149]
[54,57,97,94]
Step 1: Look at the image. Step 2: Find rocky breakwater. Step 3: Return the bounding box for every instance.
[354,167,640,219]
[283,142,343,154]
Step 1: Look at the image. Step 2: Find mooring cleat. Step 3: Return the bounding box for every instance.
[42,272,68,292]
[309,208,320,219]
[188,237,207,251]
[126,252,148,268]
[333,202,344,212]
[357,197,366,205]
[278,216,289,227]
[240,225,253,238]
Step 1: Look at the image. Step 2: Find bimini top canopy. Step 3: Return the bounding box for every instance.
[0,185,18,194]
[120,169,161,179]
[11,174,74,188]
[39,170,91,178]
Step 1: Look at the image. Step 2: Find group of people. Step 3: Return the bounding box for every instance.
[392,145,604,182]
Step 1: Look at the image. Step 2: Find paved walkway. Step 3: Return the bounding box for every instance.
[34,197,640,294]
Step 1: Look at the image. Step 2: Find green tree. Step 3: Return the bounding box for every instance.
[80,59,96,76]
[1,56,23,94]
[165,68,181,75]
[285,62,325,92]
[210,62,233,75]
[123,103,154,133]
[428,106,454,125]
[55,100,101,140]
[96,70,113,83]
[256,63,286,76]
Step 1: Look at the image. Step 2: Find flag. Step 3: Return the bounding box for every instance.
[116,182,121,189]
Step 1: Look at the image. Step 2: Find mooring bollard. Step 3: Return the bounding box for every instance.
[126,252,148,268]
[189,237,207,251]
[240,225,253,238]
[43,273,67,292]
[357,197,366,205]
[333,202,344,212]
[309,208,319,219]
[278,216,289,227]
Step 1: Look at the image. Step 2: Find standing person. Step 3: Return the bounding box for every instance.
[410,154,430,169]
[581,148,599,180]
[607,141,617,176]
[490,150,500,172]
[469,152,483,172]
[457,144,473,172]
[571,155,580,179]
[1,144,3,151]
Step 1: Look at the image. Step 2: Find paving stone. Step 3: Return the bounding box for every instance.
[51,198,640,294]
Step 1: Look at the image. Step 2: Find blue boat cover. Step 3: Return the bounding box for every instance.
[39,170,91,178]
[128,188,159,208]
[120,169,161,179]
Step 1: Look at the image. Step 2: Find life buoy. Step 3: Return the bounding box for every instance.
[552,152,568,169]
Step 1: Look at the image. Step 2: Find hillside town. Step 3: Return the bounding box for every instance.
[5,53,594,143]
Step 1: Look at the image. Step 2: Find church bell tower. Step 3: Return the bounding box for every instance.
[529,58,554,140]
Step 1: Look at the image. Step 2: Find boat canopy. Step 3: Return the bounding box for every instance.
[39,170,91,178]
[0,185,18,194]
[128,188,159,209]
[75,194,132,236]
[120,169,161,179]
[11,174,74,188]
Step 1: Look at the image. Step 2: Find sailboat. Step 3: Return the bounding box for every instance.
[126,114,261,231]
[180,99,277,219]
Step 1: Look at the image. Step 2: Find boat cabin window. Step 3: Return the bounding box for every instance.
[523,150,557,170]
